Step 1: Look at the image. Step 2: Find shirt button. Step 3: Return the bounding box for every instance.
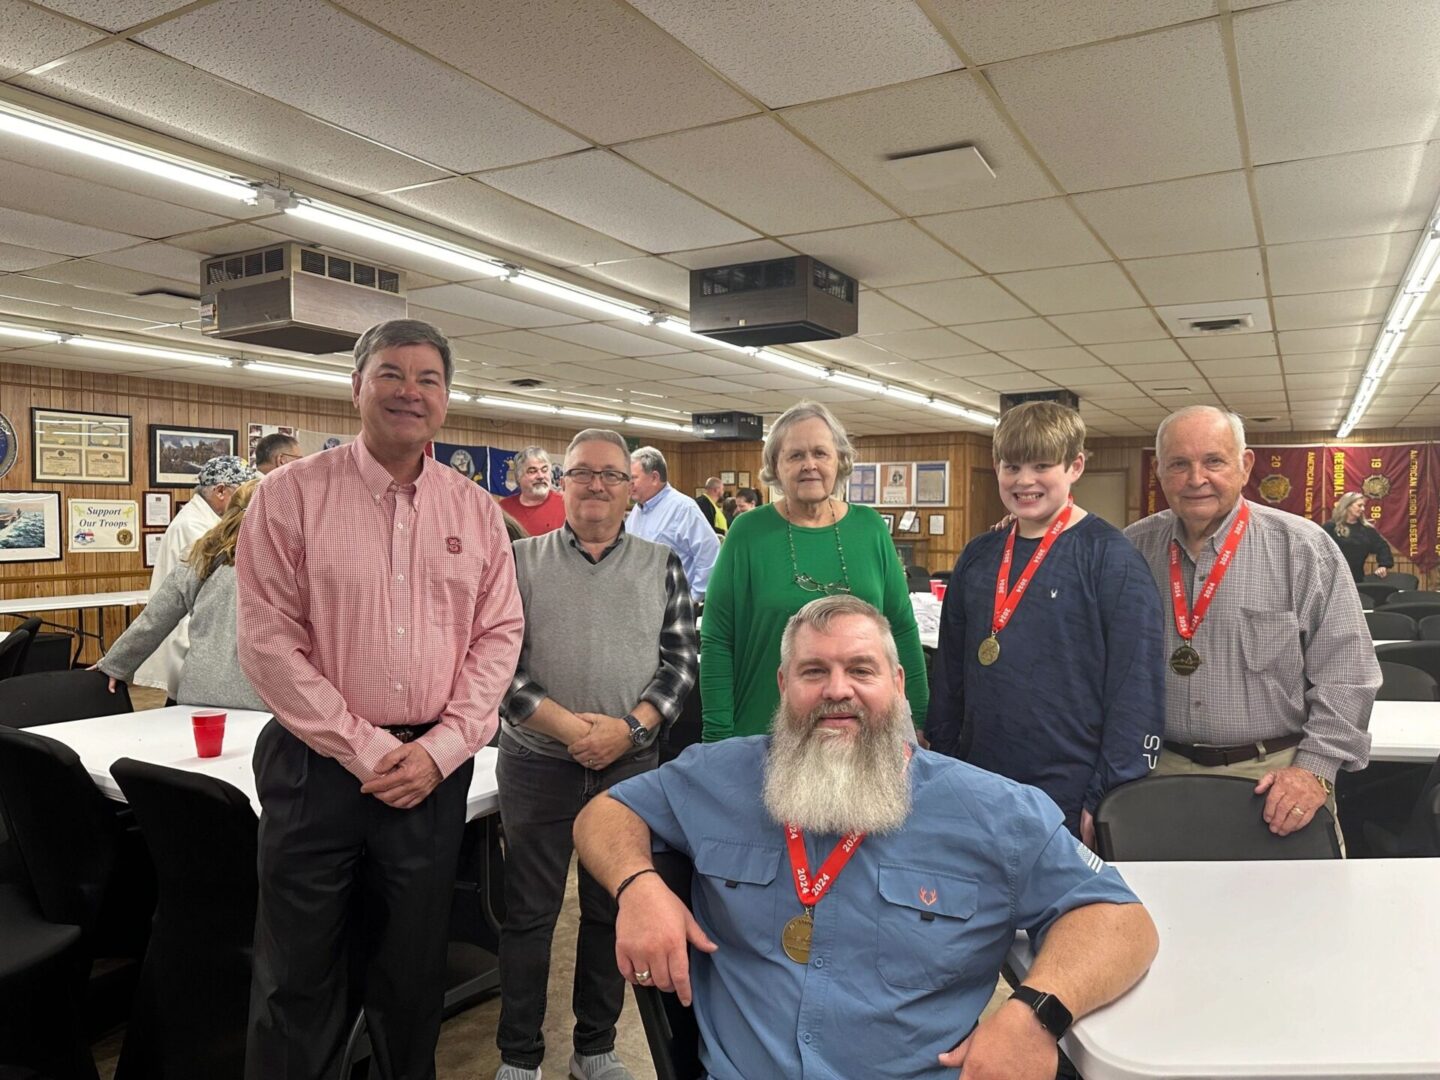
[813,958,824,968]
[395,573,405,582]
[396,627,405,636]
[393,682,403,691]
[802,1033,812,1044]
[396,522,404,530]
[1193,701,1203,707]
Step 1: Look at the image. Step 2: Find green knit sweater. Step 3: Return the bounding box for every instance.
[700,503,929,741]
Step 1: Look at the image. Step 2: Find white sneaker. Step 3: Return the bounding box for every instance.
[568,1050,634,1080]
[495,1065,541,1080]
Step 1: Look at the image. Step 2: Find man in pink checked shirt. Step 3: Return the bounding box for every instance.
[237,318,524,1080]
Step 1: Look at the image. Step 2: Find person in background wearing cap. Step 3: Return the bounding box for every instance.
[133,453,258,703]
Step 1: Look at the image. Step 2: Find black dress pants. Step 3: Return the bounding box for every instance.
[245,721,473,1080]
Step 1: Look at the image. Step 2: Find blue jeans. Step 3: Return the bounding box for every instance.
[495,734,657,1069]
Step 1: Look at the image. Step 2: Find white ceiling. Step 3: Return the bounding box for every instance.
[2,0,1440,438]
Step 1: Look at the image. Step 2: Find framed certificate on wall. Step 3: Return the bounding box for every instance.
[32,409,132,484]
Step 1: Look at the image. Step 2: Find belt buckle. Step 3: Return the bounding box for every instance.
[392,726,416,744]
[1254,739,1268,764]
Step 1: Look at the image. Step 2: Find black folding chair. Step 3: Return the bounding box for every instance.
[1369,571,1420,590]
[632,849,703,1080]
[1364,610,1417,641]
[0,629,32,682]
[1377,661,1439,701]
[1361,753,1440,859]
[1094,775,1341,861]
[904,565,932,593]
[1356,583,1401,609]
[1375,641,1440,687]
[0,881,94,1080]
[1419,616,1440,642]
[110,760,258,1080]
[1380,601,1440,623]
[4,619,42,678]
[1383,590,1440,605]
[0,670,132,728]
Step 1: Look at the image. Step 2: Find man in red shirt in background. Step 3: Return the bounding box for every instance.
[238,318,524,1080]
[500,445,566,536]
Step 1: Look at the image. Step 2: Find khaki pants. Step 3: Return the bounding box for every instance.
[1155,746,1345,856]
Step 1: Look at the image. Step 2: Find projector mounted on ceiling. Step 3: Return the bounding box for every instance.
[687,255,858,348]
[199,242,407,354]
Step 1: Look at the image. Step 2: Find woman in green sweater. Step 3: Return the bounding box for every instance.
[701,401,929,741]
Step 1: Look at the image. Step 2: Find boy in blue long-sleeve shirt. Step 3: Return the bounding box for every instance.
[925,402,1165,847]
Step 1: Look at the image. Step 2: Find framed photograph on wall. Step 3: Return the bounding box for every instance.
[898,510,920,534]
[32,408,132,484]
[0,490,62,563]
[914,461,950,507]
[149,424,238,487]
[879,512,896,533]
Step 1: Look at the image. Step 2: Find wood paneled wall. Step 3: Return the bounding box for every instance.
[0,360,667,660]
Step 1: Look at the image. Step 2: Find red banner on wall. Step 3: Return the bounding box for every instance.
[1327,444,1440,572]
[1139,445,1326,522]
[1139,449,1169,515]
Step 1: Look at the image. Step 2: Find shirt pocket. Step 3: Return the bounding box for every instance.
[693,838,782,951]
[875,863,980,990]
[422,553,485,629]
[1238,608,1305,716]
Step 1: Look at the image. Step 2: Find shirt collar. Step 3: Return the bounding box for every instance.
[641,483,674,512]
[1170,496,1248,557]
[351,433,435,502]
[562,521,626,563]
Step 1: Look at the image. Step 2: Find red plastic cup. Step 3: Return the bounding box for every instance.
[191,711,226,758]
[931,582,948,602]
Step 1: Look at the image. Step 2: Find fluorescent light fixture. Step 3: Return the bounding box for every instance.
[509,272,652,324]
[1388,291,1426,333]
[66,337,235,368]
[0,107,254,200]
[449,390,472,402]
[475,395,559,415]
[245,361,353,385]
[652,318,752,353]
[286,203,508,279]
[559,407,625,422]
[827,370,885,394]
[883,385,931,406]
[927,398,998,426]
[625,416,682,431]
[1403,228,1440,294]
[753,349,829,377]
[0,325,63,344]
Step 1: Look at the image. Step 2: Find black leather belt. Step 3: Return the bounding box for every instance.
[382,721,439,744]
[1163,732,1303,768]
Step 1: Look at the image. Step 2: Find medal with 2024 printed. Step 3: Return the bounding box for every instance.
[1167,502,1250,676]
[781,823,864,964]
[980,497,1074,666]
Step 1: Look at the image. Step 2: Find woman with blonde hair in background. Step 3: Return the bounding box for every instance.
[1323,491,1395,584]
[95,479,266,709]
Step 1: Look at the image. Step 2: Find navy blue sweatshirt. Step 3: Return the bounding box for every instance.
[924,514,1166,836]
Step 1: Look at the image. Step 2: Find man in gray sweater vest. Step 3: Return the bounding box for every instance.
[495,428,698,1080]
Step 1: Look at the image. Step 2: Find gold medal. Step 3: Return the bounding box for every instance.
[977,634,1000,666]
[781,910,813,964]
[1169,644,1201,676]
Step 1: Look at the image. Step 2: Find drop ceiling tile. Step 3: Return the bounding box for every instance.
[955,318,1071,351]
[1285,370,1360,390]
[90,243,204,282]
[535,322,680,357]
[987,21,1241,191]
[1411,319,1440,346]
[418,308,511,339]
[652,352,761,378]
[857,292,933,335]
[34,0,195,31]
[779,221,977,289]
[865,327,987,360]
[1195,354,1282,378]
[1280,351,1364,373]
[478,150,758,254]
[0,208,137,257]
[1073,172,1256,258]
[881,278,1032,325]
[1177,332,1277,360]
[1049,366,1132,386]
[1272,290,1392,332]
[664,239,796,269]
[1235,0,1440,165]
[17,43,446,194]
[471,330,615,363]
[1254,142,1440,246]
[994,262,1143,315]
[25,260,196,303]
[1266,232,1418,296]
[1208,374,1283,393]
[780,71,1057,216]
[1124,248,1265,307]
[627,0,957,107]
[1091,340,1190,365]
[0,243,65,271]
[921,354,1022,379]
[164,224,291,256]
[968,371,1060,392]
[1048,308,1166,344]
[577,258,690,310]
[800,337,907,367]
[0,157,227,239]
[1113,361,1202,381]
[139,0,586,174]
[408,284,585,328]
[929,0,1215,64]
[0,0,105,77]
[917,198,1106,273]
[1001,346,1097,370]
[618,116,893,235]
[1375,364,1440,387]
[337,0,756,144]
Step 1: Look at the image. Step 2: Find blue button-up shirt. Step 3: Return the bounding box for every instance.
[625,484,720,599]
[609,738,1139,1080]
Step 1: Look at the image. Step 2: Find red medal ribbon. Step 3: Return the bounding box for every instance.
[1168,501,1251,642]
[992,496,1074,636]
[785,824,864,909]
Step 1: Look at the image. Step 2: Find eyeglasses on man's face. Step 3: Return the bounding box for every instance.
[562,467,631,487]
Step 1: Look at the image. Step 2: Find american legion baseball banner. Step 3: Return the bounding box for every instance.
[1140,443,1440,571]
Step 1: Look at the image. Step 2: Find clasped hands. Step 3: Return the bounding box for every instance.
[568,712,632,771]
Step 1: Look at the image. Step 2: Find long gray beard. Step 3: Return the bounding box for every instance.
[762,698,913,836]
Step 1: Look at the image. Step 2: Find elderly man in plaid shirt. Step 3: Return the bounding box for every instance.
[492,427,697,1080]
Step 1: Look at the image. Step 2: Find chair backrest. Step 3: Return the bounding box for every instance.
[1358,593,1374,611]
[1365,610,1417,641]
[0,628,32,681]
[1377,661,1439,701]
[632,848,703,1080]
[6,618,43,677]
[1094,775,1341,861]
[1428,783,1440,857]
[1356,582,1401,608]
[0,726,122,934]
[0,669,132,728]
[904,565,932,593]
[1370,571,1420,590]
[1379,601,1440,625]
[1383,590,1440,604]
[1374,640,1440,687]
[1420,616,1440,643]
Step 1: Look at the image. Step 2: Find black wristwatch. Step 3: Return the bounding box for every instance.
[1008,985,1073,1039]
[623,713,654,748]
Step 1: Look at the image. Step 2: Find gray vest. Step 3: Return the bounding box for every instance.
[504,529,671,759]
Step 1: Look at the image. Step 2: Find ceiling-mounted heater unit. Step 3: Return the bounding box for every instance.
[199,242,407,353]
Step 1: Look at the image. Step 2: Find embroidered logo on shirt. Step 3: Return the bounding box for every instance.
[918,887,937,906]
[1049,588,1059,599]
[446,536,462,554]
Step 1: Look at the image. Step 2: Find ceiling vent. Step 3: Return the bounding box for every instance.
[199,241,406,353]
[1182,314,1254,334]
[688,255,858,347]
[508,377,543,388]
[1156,300,1272,338]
